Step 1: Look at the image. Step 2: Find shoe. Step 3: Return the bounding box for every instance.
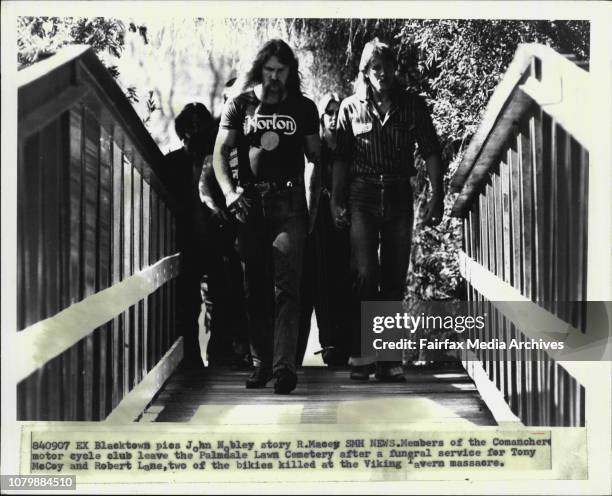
[350,364,373,381]
[273,368,297,394]
[375,363,406,382]
[245,366,272,389]
[321,347,349,367]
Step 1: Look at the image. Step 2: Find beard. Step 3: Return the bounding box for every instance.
[262,79,284,99]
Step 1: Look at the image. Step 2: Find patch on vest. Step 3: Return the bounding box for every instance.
[352,121,373,135]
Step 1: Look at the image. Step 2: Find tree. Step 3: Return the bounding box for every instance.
[286,18,589,301]
[17,17,590,301]
[17,16,155,120]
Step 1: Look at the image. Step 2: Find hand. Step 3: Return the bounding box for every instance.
[422,193,444,227]
[210,205,230,225]
[225,186,252,223]
[330,197,350,229]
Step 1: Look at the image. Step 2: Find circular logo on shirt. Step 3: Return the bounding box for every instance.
[260,131,280,151]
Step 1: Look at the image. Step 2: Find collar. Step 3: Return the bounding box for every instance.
[359,83,402,103]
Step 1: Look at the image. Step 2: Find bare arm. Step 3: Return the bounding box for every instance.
[199,154,229,222]
[304,133,322,234]
[212,128,238,196]
[212,128,250,222]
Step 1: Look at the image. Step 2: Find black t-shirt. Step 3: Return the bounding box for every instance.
[220,89,318,183]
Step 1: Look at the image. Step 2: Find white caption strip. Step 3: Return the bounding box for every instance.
[16,253,180,383]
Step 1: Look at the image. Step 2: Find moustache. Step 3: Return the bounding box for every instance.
[264,80,284,91]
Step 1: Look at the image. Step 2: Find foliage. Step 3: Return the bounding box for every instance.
[17,16,156,124]
[16,16,590,301]
[287,18,589,301]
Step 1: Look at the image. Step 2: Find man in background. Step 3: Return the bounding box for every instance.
[161,102,217,373]
[198,77,251,369]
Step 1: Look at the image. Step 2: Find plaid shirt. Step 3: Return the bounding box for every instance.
[335,89,441,177]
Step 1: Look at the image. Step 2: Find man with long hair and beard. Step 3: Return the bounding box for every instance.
[213,39,321,394]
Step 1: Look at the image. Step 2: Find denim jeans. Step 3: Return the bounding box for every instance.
[238,184,308,373]
[348,175,414,359]
[296,192,352,365]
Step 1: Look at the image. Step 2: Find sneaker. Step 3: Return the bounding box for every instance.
[374,363,406,382]
[245,366,272,389]
[350,364,373,381]
[273,368,297,394]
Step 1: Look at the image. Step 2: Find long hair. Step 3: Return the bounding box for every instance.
[354,38,398,99]
[236,39,302,97]
[174,102,214,140]
[317,92,341,133]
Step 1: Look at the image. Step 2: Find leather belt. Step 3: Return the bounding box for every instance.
[354,173,410,185]
[242,176,304,194]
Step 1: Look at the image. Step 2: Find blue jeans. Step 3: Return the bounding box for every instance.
[238,184,308,373]
[348,176,414,359]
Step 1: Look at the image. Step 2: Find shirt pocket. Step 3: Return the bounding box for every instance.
[351,120,373,145]
[389,122,414,151]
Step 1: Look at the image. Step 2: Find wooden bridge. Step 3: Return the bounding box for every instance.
[14,44,602,427]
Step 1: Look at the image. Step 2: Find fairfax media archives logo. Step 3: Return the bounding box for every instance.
[244,113,297,150]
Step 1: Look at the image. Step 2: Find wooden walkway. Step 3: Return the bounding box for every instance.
[140,364,496,426]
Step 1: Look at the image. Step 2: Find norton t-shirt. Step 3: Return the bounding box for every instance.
[220,89,318,183]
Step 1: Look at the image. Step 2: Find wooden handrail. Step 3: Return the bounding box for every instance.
[450,45,592,426]
[17,46,181,421]
[451,43,590,217]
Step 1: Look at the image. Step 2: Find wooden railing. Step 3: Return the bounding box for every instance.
[16,46,181,421]
[451,44,592,426]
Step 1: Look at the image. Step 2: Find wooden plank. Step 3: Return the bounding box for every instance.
[17,134,27,330]
[501,158,512,285]
[123,151,133,392]
[479,194,488,270]
[148,365,497,425]
[554,127,569,322]
[19,84,90,142]
[97,125,112,418]
[519,122,534,300]
[486,181,496,274]
[509,141,522,292]
[142,180,151,373]
[21,132,43,328]
[452,44,592,215]
[105,338,183,423]
[530,112,550,302]
[111,137,123,408]
[149,191,159,366]
[83,109,102,420]
[578,148,589,331]
[133,167,142,383]
[493,172,503,280]
[547,116,557,312]
[66,106,84,420]
[470,207,479,264]
[41,119,63,419]
[508,322,519,414]
[166,206,175,346]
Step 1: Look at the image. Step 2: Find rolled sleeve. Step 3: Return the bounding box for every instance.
[334,99,355,163]
[413,96,441,160]
[220,97,241,131]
